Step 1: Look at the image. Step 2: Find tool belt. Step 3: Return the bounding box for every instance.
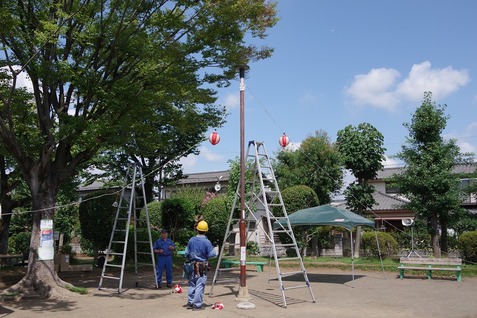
[194,261,209,276]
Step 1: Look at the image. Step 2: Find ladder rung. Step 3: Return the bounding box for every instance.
[108,252,124,256]
[105,264,122,268]
[277,257,301,261]
[275,243,295,247]
[112,241,126,244]
[213,278,240,284]
[280,271,303,277]
[283,284,309,290]
[273,229,291,234]
[101,276,121,280]
[117,217,129,220]
[137,262,153,266]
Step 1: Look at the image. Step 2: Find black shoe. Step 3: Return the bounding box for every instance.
[185,302,194,309]
[157,283,162,289]
[192,305,204,311]
[166,284,172,288]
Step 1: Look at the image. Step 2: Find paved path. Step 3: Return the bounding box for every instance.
[1,267,477,318]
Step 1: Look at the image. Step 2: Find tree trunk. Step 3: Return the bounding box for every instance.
[430,215,441,258]
[440,219,449,254]
[2,190,76,298]
[353,226,362,258]
[0,213,12,254]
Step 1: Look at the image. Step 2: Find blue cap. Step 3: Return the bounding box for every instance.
[160,228,168,233]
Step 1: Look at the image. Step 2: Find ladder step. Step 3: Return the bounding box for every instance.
[213,278,240,284]
[283,284,309,290]
[106,264,123,268]
[101,276,121,280]
[280,271,304,276]
[137,262,153,266]
[112,241,126,244]
[108,252,124,256]
[274,243,296,247]
[277,257,301,261]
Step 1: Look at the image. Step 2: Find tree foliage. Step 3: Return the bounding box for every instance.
[78,191,116,262]
[335,122,385,258]
[274,131,343,204]
[277,185,320,256]
[336,122,386,213]
[393,92,471,257]
[0,0,278,297]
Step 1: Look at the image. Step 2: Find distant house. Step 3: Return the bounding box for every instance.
[162,170,230,199]
[362,163,477,230]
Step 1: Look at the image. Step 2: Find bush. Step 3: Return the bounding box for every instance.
[202,195,229,246]
[8,231,31,256]
[361,231,398,258]
[457,231,477,262]
[145,201,162,229]
[161,197,195,246]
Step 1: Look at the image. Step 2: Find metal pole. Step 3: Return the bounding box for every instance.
[237,65,252,304]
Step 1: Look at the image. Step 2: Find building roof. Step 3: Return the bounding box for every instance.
[371,191,409,211]
[332,191,409,212]
[375,163,477,180]
[177,170,230,185]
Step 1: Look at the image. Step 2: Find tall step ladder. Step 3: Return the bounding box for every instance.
[98,163,157,293]
[210,141,316,307]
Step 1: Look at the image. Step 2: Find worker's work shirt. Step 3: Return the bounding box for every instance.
[154,238,175,257]
[185,235,216,262]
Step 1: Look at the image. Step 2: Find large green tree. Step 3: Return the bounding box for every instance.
[336,122,386,257]
[0,0,277,297]
[274,131,343,204]
[393,92,470,257]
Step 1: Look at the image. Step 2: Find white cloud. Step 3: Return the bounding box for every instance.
[199,146,225,162]
[221,93,239,110]
[179,154,198,171]
[345,61,470,111]
[345,67,401,110]
[396,61,470,102]
[180,146,226,171]
[457,140,476,154]
[300,91,319,104]
[383,156,403,167]
[1,66,33,92]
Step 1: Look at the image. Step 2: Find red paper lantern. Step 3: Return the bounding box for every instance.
[209,130,220,145]
[279,133,289,148]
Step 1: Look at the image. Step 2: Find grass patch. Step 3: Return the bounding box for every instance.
[65,285,89,295]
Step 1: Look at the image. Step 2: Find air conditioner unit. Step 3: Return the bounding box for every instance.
[401,218,414,227]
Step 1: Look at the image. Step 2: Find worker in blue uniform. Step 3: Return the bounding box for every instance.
[184,220,216,310]
[153,228,175,288]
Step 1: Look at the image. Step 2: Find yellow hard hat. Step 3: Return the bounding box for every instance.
[197,220,209,232]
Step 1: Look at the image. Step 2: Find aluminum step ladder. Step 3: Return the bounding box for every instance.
[98,163,157,293]
[210,141,316,307]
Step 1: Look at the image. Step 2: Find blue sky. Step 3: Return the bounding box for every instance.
[183,0,477,173]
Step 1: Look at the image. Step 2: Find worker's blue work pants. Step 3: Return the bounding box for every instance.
[188,274,207,308]
[156,255,173,285]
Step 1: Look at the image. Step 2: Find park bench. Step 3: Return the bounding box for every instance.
[221,259,267,272]
[398,257,462,282]
[0,254,25,267]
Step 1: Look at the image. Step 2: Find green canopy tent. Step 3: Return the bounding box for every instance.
[274,205,378,284]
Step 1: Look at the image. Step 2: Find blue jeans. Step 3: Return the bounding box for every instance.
[188,273,207,307]
[156,256,173,285]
